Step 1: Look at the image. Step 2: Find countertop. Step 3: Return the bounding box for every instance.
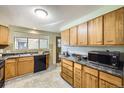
[0,53,49,61]
[60,55,123,78]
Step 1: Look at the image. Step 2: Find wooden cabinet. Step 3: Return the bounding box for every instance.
[17,57,34,76]
[46,54,49,69]
[0,25,9,45]
[88,16,103,45]
[5,59,17,80]
[61,29,70,45]
[82,66,98,88]
[99,71,122,88]
[104,8,124,45]
[74,63,82,88]
[70,27,77,46]
[77,23,88,46]
[61,59,74,86]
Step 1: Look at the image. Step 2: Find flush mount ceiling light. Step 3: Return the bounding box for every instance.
[34,9,48,18]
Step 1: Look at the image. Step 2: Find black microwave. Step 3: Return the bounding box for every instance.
[88,51,124,69]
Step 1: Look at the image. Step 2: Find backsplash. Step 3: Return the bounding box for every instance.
[61,46,124,55]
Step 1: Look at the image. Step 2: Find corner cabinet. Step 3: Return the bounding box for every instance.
[104,8,124,45]
[70,27,77,46]
[61,29,70,46]
[82,66,98,88]
[0,25,9,45]
[77,23,88,46]
[88,16,103,45]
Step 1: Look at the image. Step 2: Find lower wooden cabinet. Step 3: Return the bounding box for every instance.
[17,57,34,76]
[5,59,17,80]
[61,59,74,86]
[46,54,49,69]
[74,63,82,88]
[61,59,123,88]
[99,71,122,88]
[82,66,98,88]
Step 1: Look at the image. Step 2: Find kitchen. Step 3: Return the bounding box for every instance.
[0,5,124,88]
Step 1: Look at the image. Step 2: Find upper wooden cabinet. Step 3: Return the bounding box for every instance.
[77,23,88,46]
[88,16,103,45]
[0,25,9,45]
[70,27,77,46]
[104,8,124,45]
[61,29,70,46]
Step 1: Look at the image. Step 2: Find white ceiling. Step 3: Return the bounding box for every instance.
[0,5,103,32]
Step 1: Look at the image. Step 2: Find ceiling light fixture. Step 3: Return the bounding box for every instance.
[34,9,48,18]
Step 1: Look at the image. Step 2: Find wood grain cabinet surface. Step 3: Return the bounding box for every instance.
[104,8,124,45]
[88,16,103,45]
[82,66,98,88]
[99,71,122,88]
[17,57,34,76]
[61,59,74,86]
[70,27,78,46]
[61,29,70,46]
[74,63,82,88]
[5,59,17,80]
[0,25,9,45]
[77,23,88,46]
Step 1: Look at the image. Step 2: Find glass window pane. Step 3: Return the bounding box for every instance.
[40,39,48,49]
[28,39,39,49]
[15,37,27,49]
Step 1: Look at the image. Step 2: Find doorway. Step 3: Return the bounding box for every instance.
[56,36,61,63]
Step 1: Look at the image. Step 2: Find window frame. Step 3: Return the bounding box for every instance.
[14,37,49,50]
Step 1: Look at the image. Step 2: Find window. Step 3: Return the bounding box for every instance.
[28,39,39,49]
[15,37,28,49]
[40,39,48,49]
[14,37,49,50]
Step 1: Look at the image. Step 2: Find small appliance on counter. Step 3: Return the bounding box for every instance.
[0,59,5,88]
[88,50,124,70]
[62,51,70,57]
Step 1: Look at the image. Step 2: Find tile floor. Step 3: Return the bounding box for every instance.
[5,65,72,88]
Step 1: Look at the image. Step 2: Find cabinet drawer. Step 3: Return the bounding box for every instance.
[99,72,122,87]
[83,66,98,77]
[62,59,73,66]
[62,73,73,85]
[19,57,34,61]
[74,68,81,76]
[74,63,82,70]
[74,81,82,88]
[63,63,73,71]
[6,59,16,63]
[63,67,73,77]
[74,75,81,83]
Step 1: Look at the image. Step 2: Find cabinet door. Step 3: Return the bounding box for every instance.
[83,73,98,88]
[0,26,9,45]
[88,16,103,45]
[104,11,116,44]
[78,23,87,46]
[18,60,34,76]
[88,20,95,45]
[5,59,17,80]
[94,16,103,45]
[115,8,124,44]
[99,79,117,88]
[61,29,70,45]
[70,27,77,46]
